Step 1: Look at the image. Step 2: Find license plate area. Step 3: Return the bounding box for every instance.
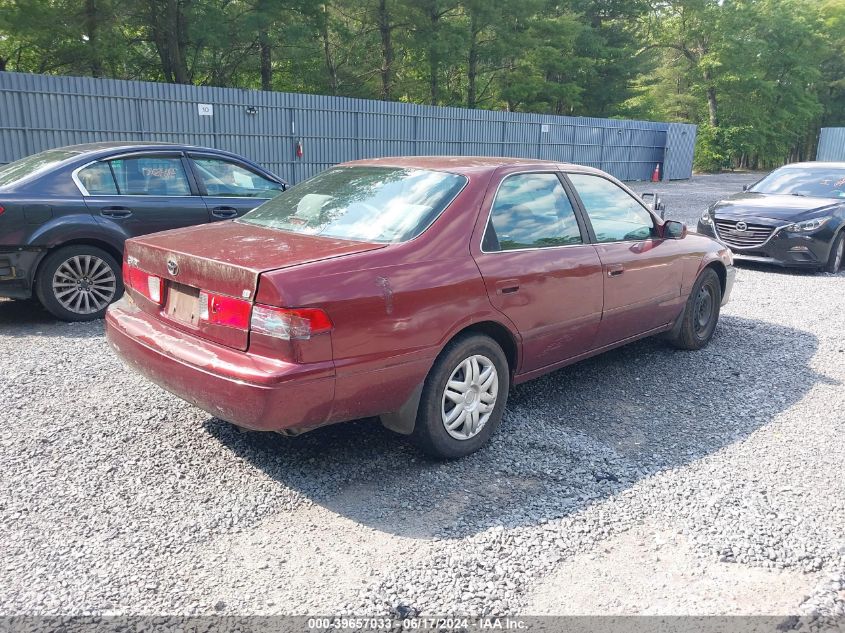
[165,282,200,325]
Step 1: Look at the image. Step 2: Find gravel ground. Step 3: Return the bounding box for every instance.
[1,172,844,618]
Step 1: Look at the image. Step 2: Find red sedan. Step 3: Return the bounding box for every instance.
[106,157,735,458]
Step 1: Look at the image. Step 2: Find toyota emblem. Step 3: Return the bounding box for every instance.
[167,258,179,276]
[735,221,748,232]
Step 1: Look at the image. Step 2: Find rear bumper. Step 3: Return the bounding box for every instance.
[105,298,335,431]
[0,248,44,300]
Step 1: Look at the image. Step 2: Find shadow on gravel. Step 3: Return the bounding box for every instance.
[0,298,103,338]
[206,314,827,540]
[733,260,843,277]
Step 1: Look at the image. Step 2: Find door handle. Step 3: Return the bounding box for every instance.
[100,206,132,219]
[607,265,625,277]
[495,279,520,295]
[212,206,239,219]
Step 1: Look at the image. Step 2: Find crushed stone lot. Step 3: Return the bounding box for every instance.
[1,172,844,618]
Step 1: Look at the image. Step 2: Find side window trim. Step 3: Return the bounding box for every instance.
[563,171,659,244]
[72,152,198,197]
[479,170,589,254]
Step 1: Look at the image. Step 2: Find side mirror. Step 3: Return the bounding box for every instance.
[742,184,750,192]
[662,219,686,239]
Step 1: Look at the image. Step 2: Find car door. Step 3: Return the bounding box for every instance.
[472,171,604,374]
[80,152,209,238]
[566,172,685,347]
[187,154,284,221]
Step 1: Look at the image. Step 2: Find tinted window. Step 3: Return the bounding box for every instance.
[241,166,466,243]
[484,173,582,251]
[109,156,191,196]
[192,157,282,198]
[0,149,82,188]
[76,162,118,195]
[750,166,845,199]
[569,173,655,243]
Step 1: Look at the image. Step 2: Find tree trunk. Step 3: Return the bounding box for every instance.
[259,30,272,91]
[428,5,439,104]
[377,0,393,100]
[83,0,103,77]
[467,14,478,109]
[320,5,339,94]
[0,57,6,72]
[165,0,190,84]
[703,69,718,127]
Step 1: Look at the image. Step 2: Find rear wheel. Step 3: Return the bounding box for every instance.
[36,245,123,321]
[411,334,509,459]
[823,231,845,274]
[668,268,722,351]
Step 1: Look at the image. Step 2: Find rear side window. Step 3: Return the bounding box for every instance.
[76,162,118,195]
[191,157,282,198]
[569,173,655,243]
[484,173,583,251]
[108,157,192,196]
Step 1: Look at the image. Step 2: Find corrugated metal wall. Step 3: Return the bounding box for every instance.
[0,71,696,183]
[817,128,845,162]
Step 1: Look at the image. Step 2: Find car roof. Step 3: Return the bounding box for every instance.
[339,156,608,177]
[778,161,845,169]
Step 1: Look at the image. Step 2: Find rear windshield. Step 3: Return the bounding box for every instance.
[0,149,82,188]
[240,166,466,243]
[750,166,845,199]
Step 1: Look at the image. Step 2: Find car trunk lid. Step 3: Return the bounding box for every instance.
[123,221,385,350]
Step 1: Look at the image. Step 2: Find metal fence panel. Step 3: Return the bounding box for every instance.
[817,128,845,161]
[0,71,695,182]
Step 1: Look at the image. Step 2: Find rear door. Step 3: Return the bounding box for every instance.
[81,152,209,238]
[187,153,285,221]
[472,171,604,374]
[566,172,685,346]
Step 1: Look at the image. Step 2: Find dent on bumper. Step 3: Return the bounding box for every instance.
[105,298,335,431]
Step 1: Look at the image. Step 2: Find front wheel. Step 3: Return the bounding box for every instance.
[35,245,123,321]
[411,334,510,459]
[668,268,722,351]
[823,231,845,274]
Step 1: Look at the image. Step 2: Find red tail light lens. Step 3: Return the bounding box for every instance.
[124,265,164,305]
[198,291,252,329]
[250,305,332,340]
[0,206,5,216]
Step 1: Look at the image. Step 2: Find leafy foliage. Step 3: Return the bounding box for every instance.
[0,0,843,168]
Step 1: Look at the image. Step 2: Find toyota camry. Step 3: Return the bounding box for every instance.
[106,157,734,458]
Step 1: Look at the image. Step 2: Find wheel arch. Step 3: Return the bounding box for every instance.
[32,238,123,285]
[380,318,519,436]
[701,259,728,297]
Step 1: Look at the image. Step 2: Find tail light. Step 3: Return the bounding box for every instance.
[199,291,251,329]
[250,305,332,340]
[124,265,164,305]
[0,206,5,216]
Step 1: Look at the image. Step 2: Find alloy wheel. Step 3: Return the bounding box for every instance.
[835,237,844,272]
[441,354,498,441]
[51,254,117,315]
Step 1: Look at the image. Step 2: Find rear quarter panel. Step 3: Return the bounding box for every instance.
[253,170,516,422]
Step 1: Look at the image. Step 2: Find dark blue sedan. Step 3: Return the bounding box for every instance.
[0,142,286,321]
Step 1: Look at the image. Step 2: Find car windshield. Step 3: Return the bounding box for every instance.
[240,166,466,243]
[0,148,83,188]
[750,166,845,199]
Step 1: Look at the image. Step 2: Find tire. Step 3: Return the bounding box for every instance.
[823,231,845,274]
[668,268,722,351]
[411,334,510,459]
[35,245,123,322]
